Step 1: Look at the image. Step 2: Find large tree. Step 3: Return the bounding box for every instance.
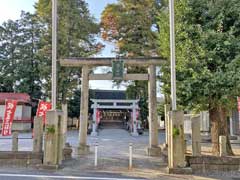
[158,0,240,155]
[35,0,101,104]
[101,0,159,56]
[101,0,160,121]
[0,12,46,99]
[0,20,20,92]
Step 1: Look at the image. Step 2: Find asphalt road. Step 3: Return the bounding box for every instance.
[0,171,239,180]
[0,173,145,180]
[0,169,147,180]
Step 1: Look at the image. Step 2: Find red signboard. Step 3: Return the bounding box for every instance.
[1,100,18,136]
[36,101,51,124]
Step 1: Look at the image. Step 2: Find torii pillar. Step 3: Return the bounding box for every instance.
[77,65,90,155]
[146,65,161,156]
[91,101,98,136]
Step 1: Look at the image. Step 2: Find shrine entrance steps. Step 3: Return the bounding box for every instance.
[100,120,124,129]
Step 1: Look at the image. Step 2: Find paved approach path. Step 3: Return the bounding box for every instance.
[0,128,240,179]
[62,129,240,180]
[65,129,166,172]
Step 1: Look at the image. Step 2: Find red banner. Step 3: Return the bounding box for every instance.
[36,101,51,124]
[136,109,139,120]
[238,97,240,131]
[1,100,18,136]
[96,109,101,124]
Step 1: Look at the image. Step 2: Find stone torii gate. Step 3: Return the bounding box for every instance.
[90,99,140,136]
[60,57,164,156]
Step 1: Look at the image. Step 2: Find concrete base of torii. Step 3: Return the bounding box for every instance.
[167,110,191,174]
[77,144,90,155]
[43,110,64,167]
[146,146,162,156]
[91,131,98,137]
[131,131,139,137]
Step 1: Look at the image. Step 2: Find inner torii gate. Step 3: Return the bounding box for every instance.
[60,57,164,156]
[90,99,140,136]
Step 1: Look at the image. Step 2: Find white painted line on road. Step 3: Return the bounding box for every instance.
[0,173,145,180]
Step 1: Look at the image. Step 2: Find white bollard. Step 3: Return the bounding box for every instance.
[129,143,133,169]
[94,142,98,167]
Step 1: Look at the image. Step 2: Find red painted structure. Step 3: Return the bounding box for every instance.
[0,93,31,104]
[0,93,32,123]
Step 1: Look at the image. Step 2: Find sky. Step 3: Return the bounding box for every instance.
[0,0,117,23]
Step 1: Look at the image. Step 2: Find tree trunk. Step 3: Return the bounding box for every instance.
[210,106,234,156]
[210,107,219,155]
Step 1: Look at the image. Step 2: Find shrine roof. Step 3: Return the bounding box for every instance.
[91,89,126,100]
[0,93,31,104]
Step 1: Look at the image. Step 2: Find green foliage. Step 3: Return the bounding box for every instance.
[46,124,55,134]
[68,89,80,118]
[68,89,95,118]
[101,0,161,119]
[157,101,164,118]
[0,1,101,118]
[158,0,240,154]
[139,97,148,121]
[0,20,19,92]
[158,0,240,112]
[173,127,180,138]
[101,0,160,56]
[0,12,46,99]
[35,0,101,103]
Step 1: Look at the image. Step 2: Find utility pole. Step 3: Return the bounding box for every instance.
[169,0,177,110]
[52,0,57,109]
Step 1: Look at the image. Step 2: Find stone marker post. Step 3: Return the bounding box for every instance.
[168,111,186,170]
[146,65,161,156]
[164,104,170,148]
[191,115,201,156]
[219,136,227,157]
[33,116,43,153]
[12,132,18,152]
[62,103,68,147]
[43,110,64,167]
[200,111,210,136]
[78,65,90,155]
[91,102,98,136]
[131,103,138,136]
